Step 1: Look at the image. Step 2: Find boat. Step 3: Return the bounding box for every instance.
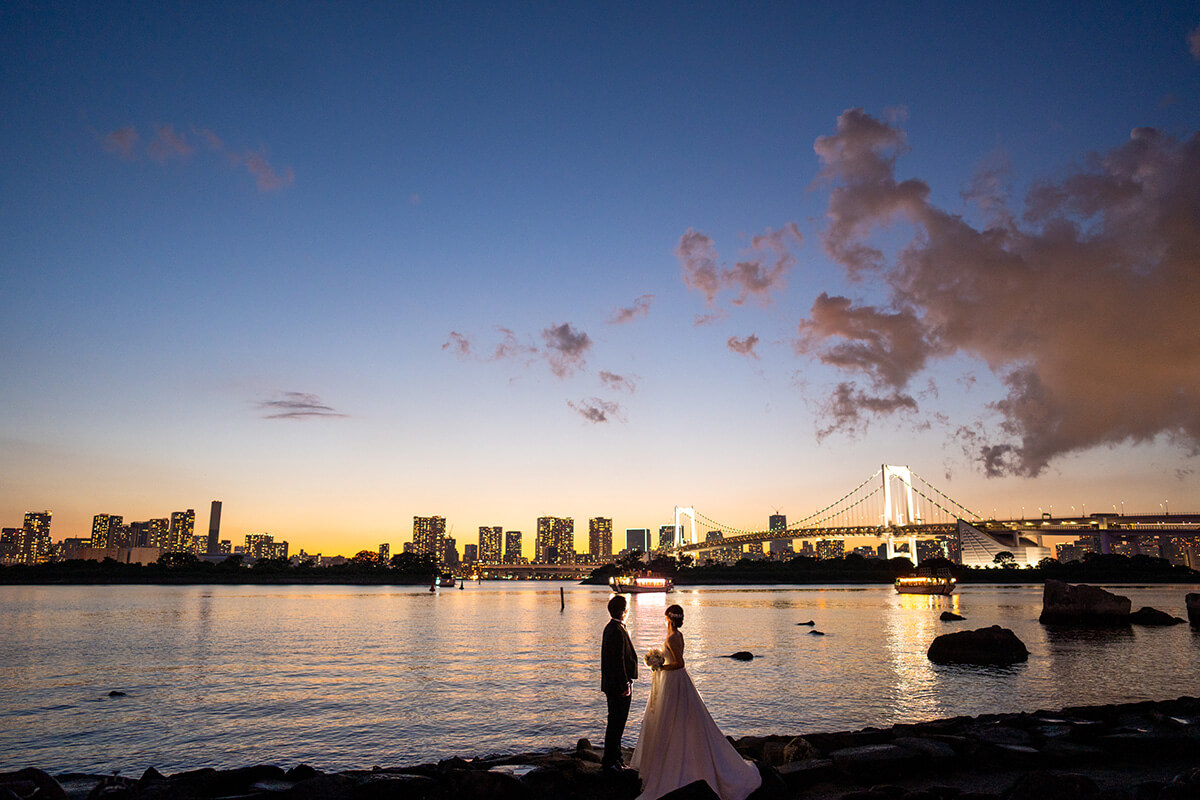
[609,573,674,593]
[895,568,957,595]
[437,573,457,588]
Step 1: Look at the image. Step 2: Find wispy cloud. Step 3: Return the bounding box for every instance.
[727,334,760,358]
[568,398,624,424]
[442,331,472,358]
[599,371,637,392]
[677,224,801,307]
[99,122,295,192]
[147,124,194,163]
[259,392,346,420]
[103,126,139,159]
[1189,24,1200,60]
[608,294,655,324]
[239,149,295,192]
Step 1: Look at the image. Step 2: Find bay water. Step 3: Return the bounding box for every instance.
[2,581,1198,775]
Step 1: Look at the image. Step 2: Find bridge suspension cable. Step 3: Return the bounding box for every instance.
[908,469,984,522]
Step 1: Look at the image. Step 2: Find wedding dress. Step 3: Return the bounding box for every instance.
[631,638,761,800]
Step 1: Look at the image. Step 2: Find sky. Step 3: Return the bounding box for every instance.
[2,2,1199,557]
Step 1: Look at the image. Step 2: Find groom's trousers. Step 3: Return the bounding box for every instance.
[603,689,632,766]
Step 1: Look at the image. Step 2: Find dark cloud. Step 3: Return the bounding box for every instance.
[568,398,624,424]
[599,371,637,392]
[608,294,655,324]
[798,108,1200,476]
[542,322,592,378]
[259,392,346,420]
[1189,24,1200,59]
[677,225,801,307]
[814,383,917,441]
[727,334,760,358]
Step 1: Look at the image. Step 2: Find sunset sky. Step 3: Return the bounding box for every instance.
[2,3,1199,557]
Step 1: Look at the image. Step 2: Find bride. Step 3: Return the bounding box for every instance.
[631,604,762,800]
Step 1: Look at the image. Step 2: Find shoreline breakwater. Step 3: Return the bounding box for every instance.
[10,696,1200,800]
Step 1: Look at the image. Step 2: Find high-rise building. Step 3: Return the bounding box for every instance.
[479,526,502,563]
[207,501,222,555]
[91,514,123,549]
[658,525,680,551]
[443,536,459,566]
[768,513,791,558]
[0,528,20,565]
[245,533,275,559]
[589,517,613,556]
[412,516,446,562]
[536,517,575,563]
[379,543,390,563]
[148,518,170,549]
[22,511,52,564]
[463,543,478,564]
[169,510,195,553]
[816,539,845,560]
[504,530,523,563]
[625,528,650,554]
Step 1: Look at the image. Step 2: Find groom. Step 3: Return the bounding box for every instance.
[600,593,638,771]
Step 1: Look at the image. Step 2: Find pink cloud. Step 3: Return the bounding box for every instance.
[608,294,655,324]
[727,334,760,358]
[102,126,139,159]
[147,124,194,163]
[240,150,295,192]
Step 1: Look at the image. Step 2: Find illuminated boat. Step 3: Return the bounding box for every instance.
[437,573,457,587]
[609,574,674,593]
[895,569,957,595]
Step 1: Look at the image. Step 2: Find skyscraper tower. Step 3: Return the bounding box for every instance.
[589,517,613,556]
[504,531,522,563]
[91,514,123,549]
[169,509,195,553]
[412,516,446,562]
[479,526,502,563]
[23,511,52,564]
[207,501,222,555]
[536,517,575,563]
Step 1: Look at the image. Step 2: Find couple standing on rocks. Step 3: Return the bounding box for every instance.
[601,594,762,800]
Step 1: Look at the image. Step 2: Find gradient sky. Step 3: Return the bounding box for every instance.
[3,2,1199,557]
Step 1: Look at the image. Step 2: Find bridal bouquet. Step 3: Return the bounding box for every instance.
[644,648,665,671]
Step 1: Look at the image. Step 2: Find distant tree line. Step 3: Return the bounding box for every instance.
[0,551,441,585]
[584,550,1199,585]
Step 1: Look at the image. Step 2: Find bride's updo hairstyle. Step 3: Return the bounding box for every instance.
[666,604,684,628]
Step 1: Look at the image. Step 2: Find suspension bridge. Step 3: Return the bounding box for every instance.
[667,465,1200,566]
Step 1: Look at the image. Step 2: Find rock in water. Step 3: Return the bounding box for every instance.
[927,625,1029,665]
[940,611,966,621]
[1039,579,1131,625]
[1129,606,1185,626]
[1187,594,1200,627]
[727,651,754,661]
[809,630,825,636]
[796,620,815,626]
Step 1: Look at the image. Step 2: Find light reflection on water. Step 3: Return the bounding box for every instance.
[2,582,1199,774]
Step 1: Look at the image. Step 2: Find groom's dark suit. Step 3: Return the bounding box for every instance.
[601,616,638,768]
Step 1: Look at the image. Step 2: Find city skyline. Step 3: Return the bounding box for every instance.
[3,4,1199,556]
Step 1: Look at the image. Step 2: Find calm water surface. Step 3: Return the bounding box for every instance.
[2,581,1199,774]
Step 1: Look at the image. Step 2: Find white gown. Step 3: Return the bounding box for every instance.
[631,637,762,800]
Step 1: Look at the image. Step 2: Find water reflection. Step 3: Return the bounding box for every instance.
[2,583,1199,775]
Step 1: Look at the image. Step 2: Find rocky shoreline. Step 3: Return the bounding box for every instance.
[7,696,1200,800]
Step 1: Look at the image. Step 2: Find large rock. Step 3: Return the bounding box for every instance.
[1186,593,1200,627]
[1129,606,1185,626]
[927,625,1029,665]
[1039,580,1131,625]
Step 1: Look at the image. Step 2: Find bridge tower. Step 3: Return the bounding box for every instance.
[674,507,698,548]
[882,465,921,564]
